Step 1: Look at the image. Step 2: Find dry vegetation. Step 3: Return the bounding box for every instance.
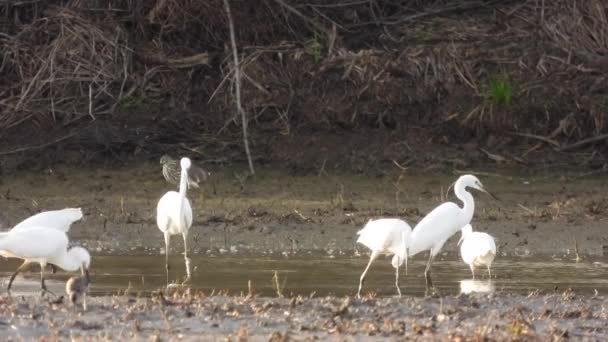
[0,0,607,167]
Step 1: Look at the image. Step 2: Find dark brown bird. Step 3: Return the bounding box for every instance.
[160,155,209,188]
[66,267,90,310]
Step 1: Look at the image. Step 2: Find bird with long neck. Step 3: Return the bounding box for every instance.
[0,227,91,295]
[156,157,194,285]
[408,175,497,293]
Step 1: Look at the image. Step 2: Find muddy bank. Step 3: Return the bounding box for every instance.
[0,162,607,258]
[0,291,606,340]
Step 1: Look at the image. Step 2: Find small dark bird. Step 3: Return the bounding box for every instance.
[66,267,90,310]
[160,155,209,188]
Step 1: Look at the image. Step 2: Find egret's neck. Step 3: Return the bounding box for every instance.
[54,252,82,272]
[178,167,189,220]
[455,181,475,224]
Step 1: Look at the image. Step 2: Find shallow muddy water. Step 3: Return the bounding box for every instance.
[1,256,606,298]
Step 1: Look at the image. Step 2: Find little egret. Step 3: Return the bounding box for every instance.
[408,174,497,290]
[2,208,83,274]
[356,218,412,298]
[157,157,194,284]
[66,266,90,310]
[458,224,496,279]
[0,227,91,294]
[160,155,209,188]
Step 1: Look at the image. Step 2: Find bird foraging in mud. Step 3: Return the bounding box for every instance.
[408,174,498,293]
[157,157,194,285]
[0,227,91,295]
[160,154,209,188]
[356,218,411,298]
[459,224,496,279]
[66,266,91,310]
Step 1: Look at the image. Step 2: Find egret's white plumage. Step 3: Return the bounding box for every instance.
[0,227,91,293]
[356,218,412,298]
[408,174,496,290]
[458,224,496,279]
[156,157,194,283]
[11,208,83,233]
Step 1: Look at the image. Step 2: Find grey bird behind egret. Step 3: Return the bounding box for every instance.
[356,218,412,298]
[0,227,91,294]
[408,175,497,291]
[160,155,209,188]
[157,157,194,284]
[66,266,91,310]
[458,224,496,279]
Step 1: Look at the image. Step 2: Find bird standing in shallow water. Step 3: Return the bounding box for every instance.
[459,224,496,279]
[0,227,91,295]
[356,218,412,298]
[66,266,90,310]
[408,174,497,293]
[157,157,194,285]
[160,155,209,188]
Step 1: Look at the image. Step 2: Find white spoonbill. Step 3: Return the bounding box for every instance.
[356,218,412,298]
[0,227,91,294]
[408,175,497,290]
[458,224,496,279]
[157,157,194,284]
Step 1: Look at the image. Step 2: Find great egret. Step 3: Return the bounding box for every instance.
[66,267,90,310]
[458,224,496,279]
[157,157,194,284]
[160,155,209,188]
[408,174,497,290]
[2,208,84,274]
[0,227,91,294]
[356,218,412,298]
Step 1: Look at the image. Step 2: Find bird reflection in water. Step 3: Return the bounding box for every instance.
[459,279,495,294]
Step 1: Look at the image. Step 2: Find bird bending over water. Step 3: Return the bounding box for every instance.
[459,224,496,279]
[0,227,91,294]
[408,174,497,292]
[356,218,412,298]
[160,155,209,188]
[157,157,194,284]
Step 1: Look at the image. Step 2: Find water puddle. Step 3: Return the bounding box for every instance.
[1,256,607,297]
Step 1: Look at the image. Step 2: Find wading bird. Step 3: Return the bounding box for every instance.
[356,218,412,298]
[408,175,497,291]
[459,224,496,279]
[160,155,209,188]
[0,227,91,294]
[157,157,194,284]
[2,208,84,274]
[66,266,91,310]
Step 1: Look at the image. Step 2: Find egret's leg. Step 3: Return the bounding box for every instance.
[39,263,56,296]
[357,250,379,299]
[395,256,402,297]
[83,292,88,311]
[7,261,32,293]
[487,265,492,279]
[182,232,192,282]
[164,232,171,285]
[49,264,57,274]
[470,265,475,280]
[424,251,435,289]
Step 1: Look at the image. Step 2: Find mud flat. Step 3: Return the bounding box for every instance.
[0,290,605,341]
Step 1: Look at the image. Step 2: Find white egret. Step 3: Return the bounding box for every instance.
[458,224,496,279]
[356,218,412,298]
[408,174,497,290]
[156,157,194,284]
[2,208,83,274]
[0,227,91,294]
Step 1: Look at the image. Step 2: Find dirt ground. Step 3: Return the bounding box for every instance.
[0,161,607,259]
[0,290,605,340]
